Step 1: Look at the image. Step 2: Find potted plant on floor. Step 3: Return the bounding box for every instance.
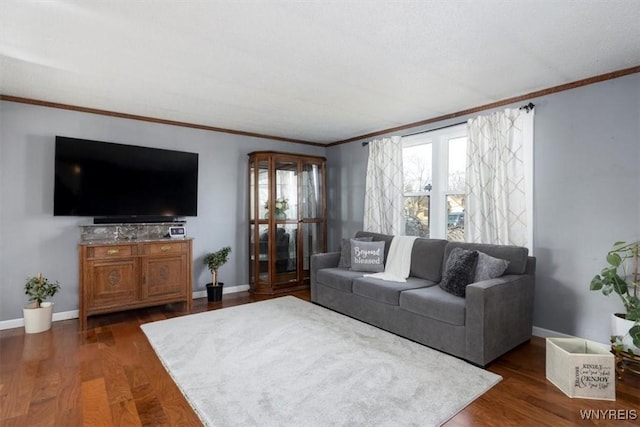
[23,273,61,334]
[590,241,640,354]
[204,246,231,302]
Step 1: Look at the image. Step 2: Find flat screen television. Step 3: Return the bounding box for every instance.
[54,136,198,221]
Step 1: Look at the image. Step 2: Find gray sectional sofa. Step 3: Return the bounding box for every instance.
[310,231,536,366]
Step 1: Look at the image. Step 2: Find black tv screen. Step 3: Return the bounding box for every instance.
[54,136,198,219]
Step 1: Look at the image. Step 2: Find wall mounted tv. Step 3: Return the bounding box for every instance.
[54,136,198,222]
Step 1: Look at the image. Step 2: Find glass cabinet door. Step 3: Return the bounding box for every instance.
[300,222,324,273]
[301,162,323,219]
[249,156,272,291]
[257,160,269,221]
[272,159,297,287]
[299,160,325,279]
[274,159,298,221]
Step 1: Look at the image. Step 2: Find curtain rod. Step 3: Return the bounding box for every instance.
[362,102,535,147]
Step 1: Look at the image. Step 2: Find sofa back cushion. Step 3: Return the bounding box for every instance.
[409,238,448,282]
[444,242,529,275]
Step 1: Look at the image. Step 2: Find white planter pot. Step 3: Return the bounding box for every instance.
[23,302,54,334]
[611,313,639,353]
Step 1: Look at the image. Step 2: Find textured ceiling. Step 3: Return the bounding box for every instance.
[1,1,639,144]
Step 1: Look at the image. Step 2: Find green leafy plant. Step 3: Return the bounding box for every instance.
[24,273,61,308]
[590,241,640,352]
[204,246,232,287]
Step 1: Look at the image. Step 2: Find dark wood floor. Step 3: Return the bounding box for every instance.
[1,290,639,426]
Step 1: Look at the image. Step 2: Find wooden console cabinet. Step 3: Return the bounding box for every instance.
[78,239,192,329]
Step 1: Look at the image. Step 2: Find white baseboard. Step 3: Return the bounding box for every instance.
[192,284,250,299]
[0,309,80,331]
[532,326,609,347]
[532,326,575,339]
[0,284,251,331]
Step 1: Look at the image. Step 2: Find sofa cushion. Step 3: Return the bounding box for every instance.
[400,286,466,326]
[445,242,528,275]
[338,237,373,268]
[316,268,364,293]
[474,251,510,282]
[350,239,385,272]
[439,248,479,297]
[409,238,448,282]
[352,276,434,306]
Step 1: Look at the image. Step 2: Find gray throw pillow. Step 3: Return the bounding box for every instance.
[474,251,510,282]
[338,237,373,268]
[350,239,385,272]
[439,248,479,298]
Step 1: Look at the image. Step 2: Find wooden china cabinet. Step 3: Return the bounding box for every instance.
[248,151,326,294]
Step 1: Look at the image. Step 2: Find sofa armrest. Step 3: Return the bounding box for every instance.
[464,271,535,366]
[310,252,341,301]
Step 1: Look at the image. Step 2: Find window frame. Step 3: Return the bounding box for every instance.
[402,124,468,240]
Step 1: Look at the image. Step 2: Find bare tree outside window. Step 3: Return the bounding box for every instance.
[403,143,431,237]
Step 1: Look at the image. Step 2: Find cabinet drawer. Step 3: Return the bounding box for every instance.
[91,245,135,258]
[145,242,187,255]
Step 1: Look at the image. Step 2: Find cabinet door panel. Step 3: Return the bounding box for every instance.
[142,255,187,300]
[87,259,137,308]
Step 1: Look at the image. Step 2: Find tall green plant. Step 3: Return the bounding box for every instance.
[590,241,640,350]
[24,273,61,308]
[204,246,231,287]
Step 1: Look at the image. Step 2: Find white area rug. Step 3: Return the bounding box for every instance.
[141,296,501,426]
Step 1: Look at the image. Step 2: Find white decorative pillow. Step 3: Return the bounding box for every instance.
[474,252,510,282]
[350,239,385,272]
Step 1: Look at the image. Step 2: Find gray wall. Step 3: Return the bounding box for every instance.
[326,73,640,344]
[325,140,368,250]
[0,101,325,322]
[2,73,638,342]
[533,74,639,341]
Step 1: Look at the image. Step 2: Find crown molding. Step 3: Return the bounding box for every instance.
[2,65,638,148]
[0,95,325,147]
[328,65,640,146]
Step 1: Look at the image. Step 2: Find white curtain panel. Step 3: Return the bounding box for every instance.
[465,108,534,248]
[363,136,405,235]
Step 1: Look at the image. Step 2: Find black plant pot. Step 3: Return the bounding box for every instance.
[206,282,224,302]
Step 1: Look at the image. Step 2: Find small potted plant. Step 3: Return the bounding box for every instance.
[590,241,640,354]
[204,246,231,302]
[23,273,61,334]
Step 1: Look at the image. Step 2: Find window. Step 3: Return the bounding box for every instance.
[402,124,467,240]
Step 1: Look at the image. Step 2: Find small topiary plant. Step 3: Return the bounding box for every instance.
[204,246,232,287]
[25,273,61,308]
